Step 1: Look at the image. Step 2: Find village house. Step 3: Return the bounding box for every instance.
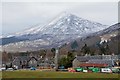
[73,55,120,68]
[4,54,54,69]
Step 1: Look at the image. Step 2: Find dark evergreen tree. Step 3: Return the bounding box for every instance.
[81,44,91,55]
[66,51,75,68]
[71,40,78,50]
[58,51,75,68]
[98,45,106,55]
[58,57,67,68]
[39,49,46,58]
[51,48,56,57]
[106,44,110,55]
[98,41,110,55]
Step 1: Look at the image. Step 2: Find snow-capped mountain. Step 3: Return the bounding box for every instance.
[1,13,109,52]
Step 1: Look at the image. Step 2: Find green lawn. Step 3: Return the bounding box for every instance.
[2,70,119,79]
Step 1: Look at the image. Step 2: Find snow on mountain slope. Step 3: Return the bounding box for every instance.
[42,13,108,35]
[15,24,46,36]
[11,13,108,37]
[1,13,109,52]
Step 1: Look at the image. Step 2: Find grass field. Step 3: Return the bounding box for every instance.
[1,70,119,79]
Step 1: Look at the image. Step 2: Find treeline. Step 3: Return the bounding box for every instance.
[70,40,115,56]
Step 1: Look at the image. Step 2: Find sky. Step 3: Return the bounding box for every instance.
[1,2,118,36]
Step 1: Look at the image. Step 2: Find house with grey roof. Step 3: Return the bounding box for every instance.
[11,56,38,69]
[28,57,38,67]
[73,55,120,68]
[12,56,55,69]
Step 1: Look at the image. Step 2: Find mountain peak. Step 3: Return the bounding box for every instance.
[59,12,74,17]
[48,12,76,25]
[1,13,109,52]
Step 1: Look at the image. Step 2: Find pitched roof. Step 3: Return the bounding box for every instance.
[28,57,38,62]
[75,55,119,62]
[76,55,102,62]
[13,56,31,63]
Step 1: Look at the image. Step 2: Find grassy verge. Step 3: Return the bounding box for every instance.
[2,70,119,78]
